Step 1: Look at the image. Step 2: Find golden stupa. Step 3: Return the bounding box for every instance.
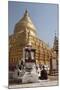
[9,10,51,71]
[14,9,36,34]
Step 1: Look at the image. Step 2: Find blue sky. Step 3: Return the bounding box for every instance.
[8,1,59,47]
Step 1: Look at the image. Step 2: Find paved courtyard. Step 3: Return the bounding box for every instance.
[9,80,58,89]
[9,75,58,89]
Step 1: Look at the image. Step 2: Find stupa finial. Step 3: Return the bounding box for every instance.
[24,8,29,17]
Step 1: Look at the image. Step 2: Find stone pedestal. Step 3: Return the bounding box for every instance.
[22,63,39,83]
[22,72,38,83]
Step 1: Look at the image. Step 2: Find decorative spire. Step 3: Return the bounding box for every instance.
[54,32,58,41]
[14,9,36,34]
[53,32,58,51]
[55,29,57,35]
[55,32,56,37]
[24,9,29,17]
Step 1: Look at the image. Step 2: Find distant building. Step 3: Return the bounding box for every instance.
[50,34,58,75]
[9,10,52,71]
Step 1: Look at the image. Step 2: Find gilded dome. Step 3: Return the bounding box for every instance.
[14,10,36,34]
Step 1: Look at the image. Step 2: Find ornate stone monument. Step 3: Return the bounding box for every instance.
[22,45,39,83]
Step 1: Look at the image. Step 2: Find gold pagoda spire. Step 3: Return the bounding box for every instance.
[14,9,36,34]
[24,9,29,17]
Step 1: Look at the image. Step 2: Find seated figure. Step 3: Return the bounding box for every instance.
[39,66,48,80]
